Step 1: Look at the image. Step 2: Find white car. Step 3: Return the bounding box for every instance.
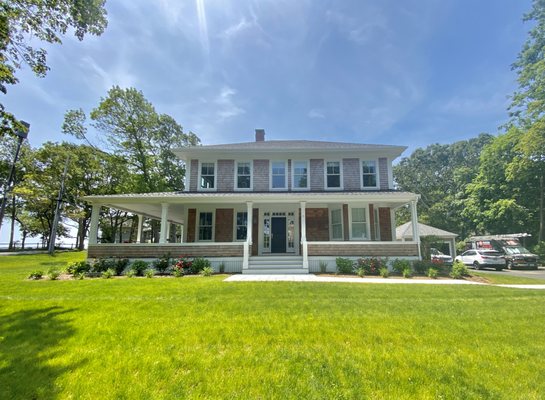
[430,248,453,265]
[455,249,505,271]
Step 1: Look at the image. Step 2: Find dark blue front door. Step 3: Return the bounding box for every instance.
[271,217,286,253]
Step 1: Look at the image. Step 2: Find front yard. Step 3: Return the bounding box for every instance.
[1,252,544,399]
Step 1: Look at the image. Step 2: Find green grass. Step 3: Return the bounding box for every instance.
[471,270,545,284]
[1,252,545,399]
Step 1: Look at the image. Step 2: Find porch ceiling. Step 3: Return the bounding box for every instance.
[100,202,185,225]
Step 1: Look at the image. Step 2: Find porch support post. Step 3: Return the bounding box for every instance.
[300,201,309,270]
[243,201,253,270]
[88,203,101,245]
[159,203,169,244]
[136,214,144,243]
[410,200,421,259]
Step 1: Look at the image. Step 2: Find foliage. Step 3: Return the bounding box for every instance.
[190,257,211,274]
[356,257,387,276]
[65,260,91,275]
[145,268,155,278]
[336,257,354,274]
[219,262,225,274]
[154,253,171,275]
[319,260,328,273]
[172,267,184,278]
[101,268,114,279]
[379,267,389,278]
[412,260,433,275]
[401,266,412,278]
[356,267,365,277]
[27,270,43,280]
[427,268,439,279]
[391,259,411,275]
[173,256,193,275]
[200,266,214,277]
[450,261,469,279]
[532,241,545,262]
[130,260,149,277]
[46,268,60,280]
[125,269,136,278]
[73,272,85,280]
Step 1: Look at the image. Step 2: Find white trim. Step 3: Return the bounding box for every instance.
[197,209,215,241]
[197,160,217,192]
[324,159,343,191]
[291,160,310,191]
[348,205,371,240]
[360,158,380,190]
[234,160,253,191]
[270,160,288,190]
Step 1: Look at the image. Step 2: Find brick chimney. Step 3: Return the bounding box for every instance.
[255,129,265,142]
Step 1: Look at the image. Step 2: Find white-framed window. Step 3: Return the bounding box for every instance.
[199,162,216,190]
[349,207,368,240]
[292,160,309,190]
[198,211,213,241]
[325,160,342,189]
[361,160,378,189]
[270,161,287,189]
[330,208,343,240]
[236,161,252,190]
[235,211,247,241]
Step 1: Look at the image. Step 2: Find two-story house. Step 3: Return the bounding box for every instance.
[85,130,421,273]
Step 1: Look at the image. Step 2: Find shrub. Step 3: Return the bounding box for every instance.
[428,267,438,279]
[219,262,225,273]
[379,267,389,278]
[154,253,171,275]
[28,270,43,280]
[92,258,116,274]
[174,256,193,275]
[319,261,328,273]
[356,267,365,277]
[173,267,184,278]
[74,272,85,280]
[126,269,136,278]
[532,241,545,263]
[336,257,354,274]
[130,260,149,276]
[145,268,155,278]
[200,266,214,277]
[113,258,129,275]
[392,259,411,275]
[66,260,91,275]
[402,266,412,278]
[47,268,60,280]
[450,261,469,279]
[102,268,115,279]
[191,257,211,274]
[356,257,387,276]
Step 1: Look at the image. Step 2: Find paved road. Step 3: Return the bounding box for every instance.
[472,266,545,280]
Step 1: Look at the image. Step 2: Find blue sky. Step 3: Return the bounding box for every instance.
[3,0,533,153]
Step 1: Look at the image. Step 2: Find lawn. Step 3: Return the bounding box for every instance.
[470,270,545,284]
[1,252,544,399]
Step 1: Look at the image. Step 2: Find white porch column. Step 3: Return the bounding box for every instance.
[88,204,101,245]
[300,201,309,270]
[243,202,253,270]
[136,214,144,243]
[410,200,421,259]
[159,203,169,244]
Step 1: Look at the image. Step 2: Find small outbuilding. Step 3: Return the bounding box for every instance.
[396,222,458,257]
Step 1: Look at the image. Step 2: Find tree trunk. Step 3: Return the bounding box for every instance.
[8,195,16,250]
[21,230,26,249]
[540,175,544,242]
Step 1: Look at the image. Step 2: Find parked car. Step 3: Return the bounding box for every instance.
[430,248,453,265]
[455,249,505,271]
[502,246,539,270]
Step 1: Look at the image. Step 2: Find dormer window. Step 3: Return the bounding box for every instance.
[362,160,378,188]
[326,161,342,189]
[199,162,215,190]
[271,161,287,189]
[236,161,252,190]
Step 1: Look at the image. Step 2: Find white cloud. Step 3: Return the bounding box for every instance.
[215,86,245,120]
[308,109,325,119]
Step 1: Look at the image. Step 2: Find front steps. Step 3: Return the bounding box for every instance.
[244,255,308,274]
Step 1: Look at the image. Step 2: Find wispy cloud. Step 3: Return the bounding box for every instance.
[215,86,245,120]
[308,109,325,119]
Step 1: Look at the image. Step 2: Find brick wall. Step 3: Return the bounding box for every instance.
[378,207,392,241]
[310,159,324,190]
[190,160,198,191]
[307,242,418,257]
[379,157,389,189]
[88,244,244,258]
[306,208,329,241]
[187,208,196,242]
[253,160,269,191]
[342,158,360,190]
[215,208,233,241]
[218,160,234,191]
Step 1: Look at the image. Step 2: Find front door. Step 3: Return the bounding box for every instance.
[271,217,286,253]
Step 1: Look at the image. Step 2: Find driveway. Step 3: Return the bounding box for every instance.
[473,266,545,280]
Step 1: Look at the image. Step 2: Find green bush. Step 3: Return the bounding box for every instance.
[47,268,60,280]
[28,270,43,280]
[190,257,211,274]
[428,267,438,279]
[145,268,155,278]
[392,259,411,275]
[356,257,387,276]
[319,261,328,273]
[450,261,469,279]
[130,260,149,276]
[219,262,225,273]
[173,268,184,278]
[153,253,171,275]
[66,260,91,275]
[73,272,85,280]
[532,241,545,263]
[379,267,389,278]
[336,257,354,274]
[200,266,214,277]
[356,267,365,277]
[102,268,115,279]
[126,269,136,278]
[402,266,412,278]
[113,258,129,275]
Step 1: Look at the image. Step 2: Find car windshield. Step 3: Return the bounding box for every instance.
[430,248,444,256]
[479,250,502,257]
[504,246,530,255]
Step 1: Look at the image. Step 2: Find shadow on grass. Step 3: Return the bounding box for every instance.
[0,306,84,399]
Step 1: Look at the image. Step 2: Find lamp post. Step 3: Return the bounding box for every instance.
[0,121,30,236]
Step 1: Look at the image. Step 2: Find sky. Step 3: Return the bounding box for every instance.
[3,0,534,155]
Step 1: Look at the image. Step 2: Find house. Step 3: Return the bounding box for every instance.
[84,129,421,273]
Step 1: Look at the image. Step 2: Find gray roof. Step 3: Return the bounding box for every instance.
[396,222,458,239]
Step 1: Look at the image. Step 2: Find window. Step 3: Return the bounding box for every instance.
[236,162,252,189]
[330,209,343,240]
[326,161,341,188]
[362,160,377,188]
[198,212,213,240]
[271,161,286,189]
[200,162,215,189]
[351,207,367,239]
[236,212,247,240]
[292,161,308,189]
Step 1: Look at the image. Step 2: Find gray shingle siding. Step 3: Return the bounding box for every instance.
[379,157,389,189]
[253,160,269,191]
[218,160,234,191]
[190,159,198,191]
[310,159,324,190]
[342,158,360,190]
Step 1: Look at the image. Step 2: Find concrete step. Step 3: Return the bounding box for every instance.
[243,268,309,275]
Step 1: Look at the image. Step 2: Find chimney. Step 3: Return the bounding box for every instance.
[255,129,265,142]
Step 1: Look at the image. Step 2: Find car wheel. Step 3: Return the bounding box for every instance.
[507,261,513,270]
[495,266,503,271]
[473,261,480,270]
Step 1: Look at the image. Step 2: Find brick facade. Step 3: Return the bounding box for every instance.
[378,207,392,241]
[253,160,269,191]
[342,158,360,190]
[217,160,234,191]
[215,208,233,242]
[186,208,196,242]
[306,208,329,241]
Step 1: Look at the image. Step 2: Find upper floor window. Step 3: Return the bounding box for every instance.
[326,161,341,189]
[362,160,378,188]
[198,212,213,241]
[236,161,252,190]
[236,212,247,240]
[271,161,287,189]
[350,207,368,239]
[200,162,215,190]
[292,160,309,189]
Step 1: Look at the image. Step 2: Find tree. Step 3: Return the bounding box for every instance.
[1,0,107,136]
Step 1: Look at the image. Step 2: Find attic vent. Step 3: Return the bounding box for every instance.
[255,129,265,142]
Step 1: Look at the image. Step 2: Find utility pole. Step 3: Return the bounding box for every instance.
[48,155,70,255]
[0,121,30,236]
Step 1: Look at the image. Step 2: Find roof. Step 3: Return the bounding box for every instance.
[396,222,458,239]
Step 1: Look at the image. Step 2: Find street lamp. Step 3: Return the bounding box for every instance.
[0,121,30,236]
